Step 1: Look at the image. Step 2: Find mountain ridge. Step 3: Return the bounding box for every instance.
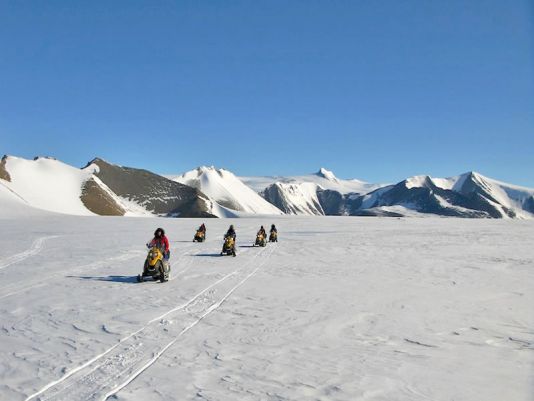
[1,155,533,219]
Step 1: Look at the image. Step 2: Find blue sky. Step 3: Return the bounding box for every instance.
[1,1,533,186]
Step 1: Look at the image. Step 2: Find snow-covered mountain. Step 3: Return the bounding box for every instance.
[244,168,376,216]
[244,168,534,219]
[0,156,217,218]
[170,166,283,215]
[242,167,381,194]
[244,168,382,216]
[88,158,216,217]
[261,182,325,215]
[0,156,99,216]
[2,155,533,219]
[348,172,534,218]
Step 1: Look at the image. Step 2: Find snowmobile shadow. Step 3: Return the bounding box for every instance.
[194,253,222,257]
[68,275,139,284]
[239,245,256,248]
[172,240,197,243]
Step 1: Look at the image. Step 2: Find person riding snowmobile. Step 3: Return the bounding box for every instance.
[269,224,278,242]
[148,228,170,262]
[222,225,237,255]
[255,225,267,246]
[193,223,207,242]
[225,225,236,241]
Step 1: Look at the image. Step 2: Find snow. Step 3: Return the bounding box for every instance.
[316,167,339,182]
[170,166,283,215]
[0,156,96,216]
[0,215,532,401]
[241,169,382,195]
[269,182,324,215]
[401,172,534,219]
[404,175,430,189]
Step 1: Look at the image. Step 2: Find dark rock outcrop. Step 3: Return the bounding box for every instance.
[0,156,11,182]
[80,178,125,216]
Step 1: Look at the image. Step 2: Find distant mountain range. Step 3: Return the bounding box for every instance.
[1,155,533,219]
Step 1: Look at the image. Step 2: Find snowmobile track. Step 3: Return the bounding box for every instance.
[0,242,200,299]
[0,235,58,271]
[25,245,273,401]
[0,250,143,301]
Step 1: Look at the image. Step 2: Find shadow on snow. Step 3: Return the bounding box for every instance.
[67,275,139,284]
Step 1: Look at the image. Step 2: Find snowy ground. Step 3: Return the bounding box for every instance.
[0,215,533,401]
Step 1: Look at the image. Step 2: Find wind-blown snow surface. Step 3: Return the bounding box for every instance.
[0,215,532,401]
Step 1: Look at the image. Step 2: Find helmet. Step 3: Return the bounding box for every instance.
[154,228,165,237]
[229,225,234,230]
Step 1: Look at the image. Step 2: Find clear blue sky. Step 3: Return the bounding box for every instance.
[1,1,533,186]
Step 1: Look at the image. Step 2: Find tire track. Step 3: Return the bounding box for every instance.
[0,235,59,271]
[24,246,271,401]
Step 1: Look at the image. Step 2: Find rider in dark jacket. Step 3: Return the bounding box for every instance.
[225,225,236,240]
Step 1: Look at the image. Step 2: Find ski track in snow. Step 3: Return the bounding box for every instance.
[0,236,58,271]
[25,245,273,401]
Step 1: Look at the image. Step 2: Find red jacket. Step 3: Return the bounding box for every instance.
[149,235,169,252]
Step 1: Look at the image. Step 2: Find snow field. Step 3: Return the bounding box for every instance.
[0,216,532,401]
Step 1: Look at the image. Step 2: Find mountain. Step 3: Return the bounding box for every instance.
[347,172,534,218]
[0,155,100,216]
[89,158,216,218]
[262,182,325,215]
[0,156,216,218]
[246,169,534,219]
[249,168,381,216]
[170,166,283,215]
[2,155,532,219]
[241,167,380,194]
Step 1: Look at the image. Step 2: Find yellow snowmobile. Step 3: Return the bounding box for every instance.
[221,236,236,256]
[255,232,267,247]
[193,229,206,242]
[137,246,170,282]
[269,231,278,242]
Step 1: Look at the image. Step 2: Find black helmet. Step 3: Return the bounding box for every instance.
[154,228,165,237]
[271,224,275,228]
[229,225,234,230]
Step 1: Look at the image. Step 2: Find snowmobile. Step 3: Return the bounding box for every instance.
[221,236,236,256]
[137,246,170,282]
[254,232,267,247]
[193,229,205,242]
[269,231,278,242]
